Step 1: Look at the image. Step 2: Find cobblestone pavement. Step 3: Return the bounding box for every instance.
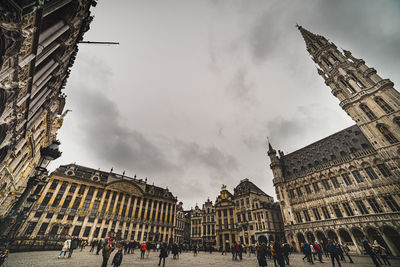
[6,249,400,267]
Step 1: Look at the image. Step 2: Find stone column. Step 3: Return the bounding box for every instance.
[348,229,361,254]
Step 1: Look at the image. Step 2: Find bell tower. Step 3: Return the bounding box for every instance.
[297,25,400,169]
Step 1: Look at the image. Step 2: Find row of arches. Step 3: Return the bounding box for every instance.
[291,225,400,256]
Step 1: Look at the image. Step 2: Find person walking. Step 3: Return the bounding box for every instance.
[58,237,71,258]
[158,243,168,267]
[238,243,243,260]
[282,241,290,265]
[303,241,314,264]
[274,241,286,267]
[96,239,103,255]
[0,249,9,266]
[363,239,381,267]
[326,239,341,267]
[313,241,324,263]
[172,243,179,259]
[193,245,198,256]
[101,243,114,267]
[68,238,78,258]
[140,242,147,259]
[257,244,268,267]
[341,243,354,263]
[112,247,123,267]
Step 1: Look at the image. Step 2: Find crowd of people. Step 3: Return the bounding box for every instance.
[52,233,395,267]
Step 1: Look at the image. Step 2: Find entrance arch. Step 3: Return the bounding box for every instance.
[306,232,315,243]
[327,230,338,242]
[351,228,365,245]
[382,226,400,256]
[316,231,327,243]
[258,235,268,244]
[366,227,389,253]
[297,232,306,246]
[339,229,353,244]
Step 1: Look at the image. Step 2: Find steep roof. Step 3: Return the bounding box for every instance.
[280,124,374,177]
[233,178,271,198]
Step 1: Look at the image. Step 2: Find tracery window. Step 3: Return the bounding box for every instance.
[375,97,394,114]
[377,125,398,144]
[349,72,365,88]
[351,170,364,183]
[341,173,353,185]
[339,77,356,94]
[360,104,377,120]
[355,200,369,215]
[377,163,392,177]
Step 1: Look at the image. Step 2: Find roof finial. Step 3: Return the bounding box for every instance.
[296,23,301,29]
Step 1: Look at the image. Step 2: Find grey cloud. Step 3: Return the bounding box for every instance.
[226,68,257,104]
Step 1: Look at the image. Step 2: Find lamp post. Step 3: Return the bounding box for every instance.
[0,140,61,248]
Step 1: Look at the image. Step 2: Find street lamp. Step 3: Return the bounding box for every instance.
[0,140,62,248]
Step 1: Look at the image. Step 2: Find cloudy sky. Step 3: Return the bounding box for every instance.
[50,0,400,209]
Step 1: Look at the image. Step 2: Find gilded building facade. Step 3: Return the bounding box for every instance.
[19,164,178,244]
[268,26,400,256]
[0,0,95,218]
[190,179,283,249]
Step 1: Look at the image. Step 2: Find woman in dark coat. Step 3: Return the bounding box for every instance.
[158,243,168,267]
[257,244,268,267]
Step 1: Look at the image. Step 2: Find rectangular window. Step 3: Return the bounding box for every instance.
[58,181,68,193]
[367,198,382,213]
[72,197,82,209]
[289,189,295,198]
[342,202,354,216]
[296,187,303,197]
[83,226,91,237]
[303,210,311,221]
[351,170,364,183]
[69,183,77,193]
[312,182,320,192]
[247,211,252,221]
[355,200,369,214]
[81,198,92,211]
[49,179,59,190]
[93,227,100,238]
[24,222,37,236]
[51,193,63,207]
[341,174,353,185]
[41,192,53,206]
[92,200,100,212]
[383,196,400,212]
[377,164,392,177]
[312,208,321,220]
[78,185,86,194]
[46,213,54,219]
[321,206,331,219]
[330,177,340,188]
[77,216,85,222]
[364,167,378,180]
[294,212,302,223]
[246,198,250,205]
[236,201,239,207]
[101,228,107,238]
[332,204,343,218]
[57,214,64,220]
[305,185,311,194]
[37,223,49,235]
[62,195,72,208]
[322,180,331,190]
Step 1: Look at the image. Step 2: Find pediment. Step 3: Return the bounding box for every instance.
[106,181,144,196]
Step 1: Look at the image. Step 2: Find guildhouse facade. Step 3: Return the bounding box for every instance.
[190,179,284,248]
[19,164,178,244]
[268,26,400,256]
[0,0,96,218]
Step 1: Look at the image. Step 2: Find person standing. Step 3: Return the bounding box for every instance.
[274,241,286,267]
[158,243,168,267]
[326,239,341,267]
[193,245,198,256]
[282,241,290,265]
[112,247,123,267]
[303,241,314,264]
[238,243,243,260]
[58,237,71,258]
[140,242,147,259]
[68,238,78,258]
[101,243,114,267]
[256,244,268,267]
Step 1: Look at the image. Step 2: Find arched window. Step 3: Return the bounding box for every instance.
[348,72,365,88]
[321,56,332,68]
[310,44,317,50]
[360,104,377,120]
[377,124,398,144]
[375,97,394,114]
[339,77,356,94]
[328,52,339,62]
[317,39,323,46]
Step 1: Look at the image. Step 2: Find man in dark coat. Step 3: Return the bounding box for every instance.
[257,244,267,267]
[362,239,381,267]
[68,238,78,258]
[96,239,103,255]
[158,243,168,267]
[102,243,114,267]
[326,239,342,267]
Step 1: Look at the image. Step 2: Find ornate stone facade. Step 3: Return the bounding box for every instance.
[0,0,96,218]
[19,164,178,243]
[189,179,283,249]
[268,26,400,256]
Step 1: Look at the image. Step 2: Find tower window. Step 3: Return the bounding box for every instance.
[377,125,398,144]
[321,56,332,68]
[360,104,377,120]
[348,72,365,88]
[394,117,400,127]
[375,97,394,114]
[328,52,339,62]
[339,77,356,94]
